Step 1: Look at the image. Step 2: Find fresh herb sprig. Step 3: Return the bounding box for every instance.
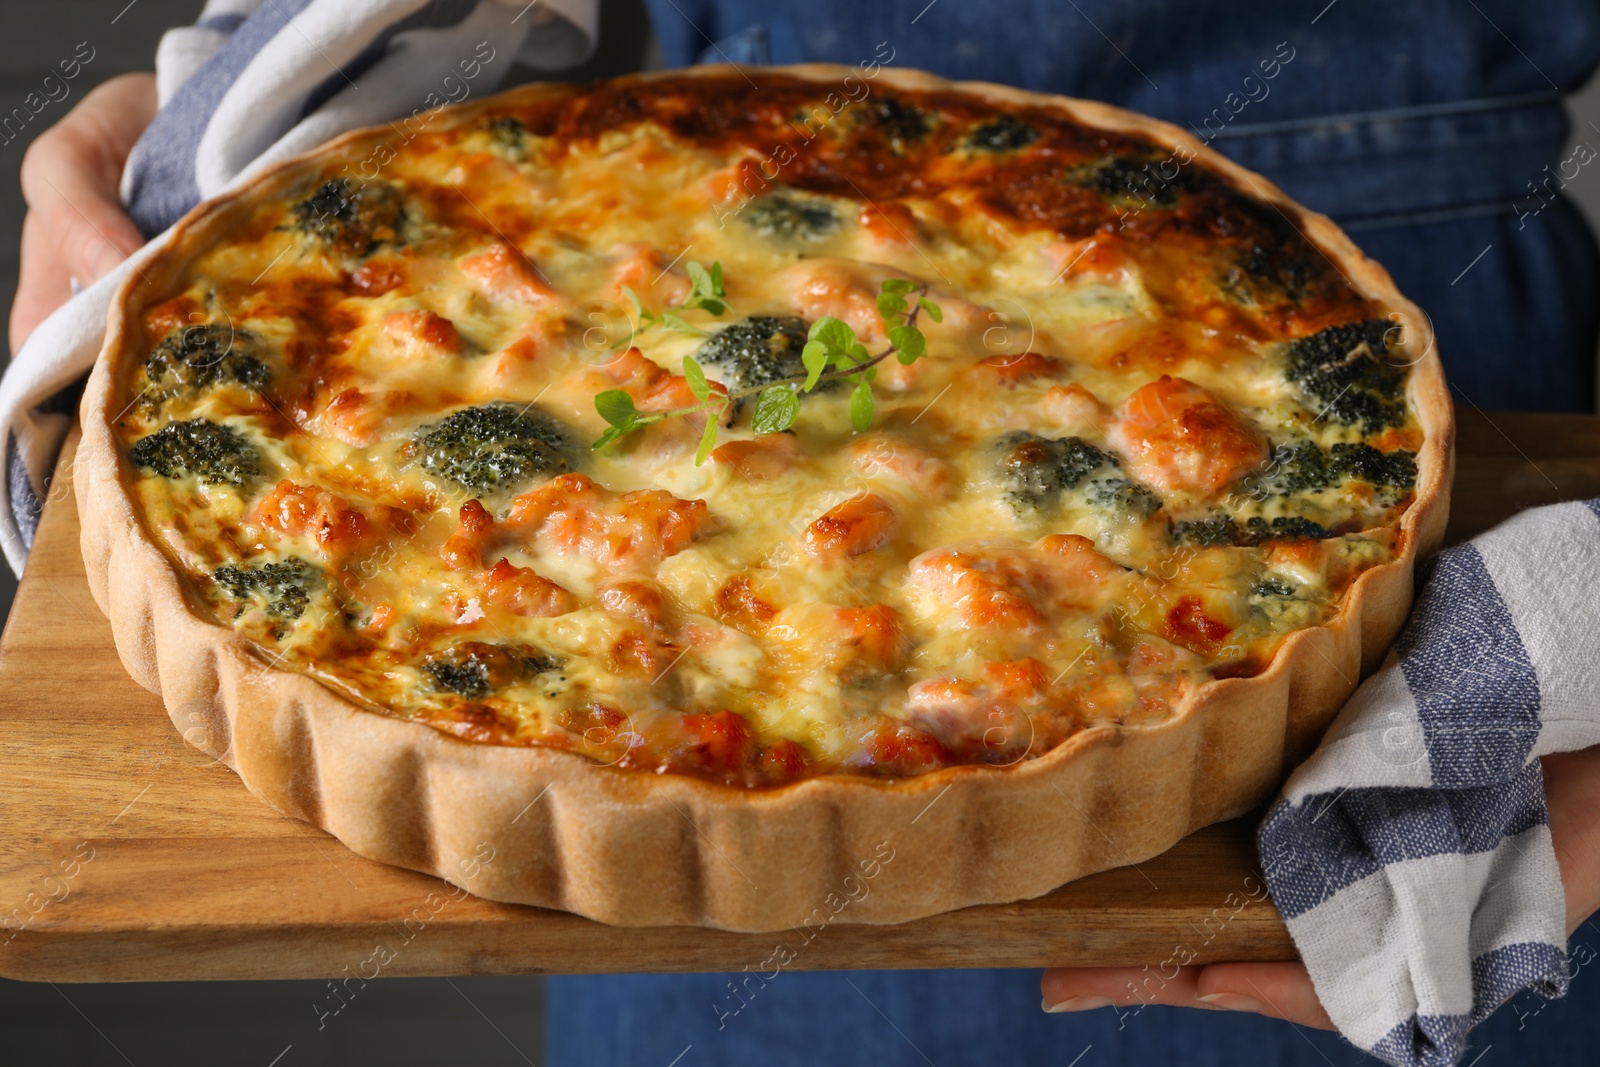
[618,260,731,346]
[592,272,941,464]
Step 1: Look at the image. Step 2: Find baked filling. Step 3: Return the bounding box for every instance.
[114,73,1421,785]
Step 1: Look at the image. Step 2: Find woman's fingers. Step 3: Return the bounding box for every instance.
[10,72,156,351]
[1041,961,1334,1030]
[1036,753,1600,1032]
[19,72,154,278]
[1195,962,1335,1029]
[9,211,76,351]
[1041,963,1209,1014]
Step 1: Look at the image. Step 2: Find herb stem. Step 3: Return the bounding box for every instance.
[718,284,930,402]
[591,270,940,456]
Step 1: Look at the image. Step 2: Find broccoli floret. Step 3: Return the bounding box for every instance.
[867,96,931,150]
[422,641,561,699]
[1243,515,1332,543]
[1241,439,1334,500]
[996,432,1119,507]
[1065,154,1190,209]
[1242,438,1417,503]
[1211,194,1323,306]
[424,658,491,699]
[1284,321,1407,432]
[1230,242,1313,304]
[692,316,811,390]
[144,323,269,404]
[1329,442,1417,489]
[213,558,320,620]
[967,114,1038,152]
[414,402,570,494]
[484,115,531,159]
[292,177,405,257]
[996,433,1164,517]
[1174,435,1415,549]
[1266,440,1333,493]
[1177,437,1413,549]
[1252,576,1297,598]
[129,419,260,487]
[1170,513,1333,547]
[1170,513,1240,547]
[1086,476,1163,518]
[1250,573,1322,625]
[742,193,839,242]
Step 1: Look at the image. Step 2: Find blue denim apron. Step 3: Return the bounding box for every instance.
[549,2,1600,1063]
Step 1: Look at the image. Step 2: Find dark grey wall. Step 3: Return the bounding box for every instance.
[2,5,1599,1061]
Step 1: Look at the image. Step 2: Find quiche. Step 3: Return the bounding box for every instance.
[77,65,1451,931]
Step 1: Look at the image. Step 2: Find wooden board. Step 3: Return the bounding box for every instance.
[2,408,1595,983]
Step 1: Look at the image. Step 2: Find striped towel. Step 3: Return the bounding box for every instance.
[1,6,1592,1061]
[0,0,597,573]
[1259,500,1600,1066]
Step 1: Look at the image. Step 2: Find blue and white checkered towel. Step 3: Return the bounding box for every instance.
[1,6,1594,1061]
[1259,499,1600,1066]
[0,0,597,572]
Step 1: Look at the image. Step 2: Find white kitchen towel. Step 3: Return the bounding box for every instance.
[4,6,1596,1063]
[1258,499,1600,1066]
[0,0,597,573]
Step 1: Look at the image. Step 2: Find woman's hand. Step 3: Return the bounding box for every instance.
[1041,744,1600,1027]
[9,72,156,353]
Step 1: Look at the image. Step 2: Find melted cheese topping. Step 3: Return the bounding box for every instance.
[113,73,1423,785]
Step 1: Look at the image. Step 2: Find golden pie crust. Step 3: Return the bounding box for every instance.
[77,65,1452,931]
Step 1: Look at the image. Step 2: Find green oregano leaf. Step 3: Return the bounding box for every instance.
[888,324,925,360]
[656,312,707,337]
[752,386,800,434]
[682,260,729,316]
[683,356,710,401]
[695,412,720,465]
[802,340,829,391]
[621,285,645,321]
[850,380,875,432]
[595,389,639,428]
[706,261,727,314]
[809,315,855,353]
